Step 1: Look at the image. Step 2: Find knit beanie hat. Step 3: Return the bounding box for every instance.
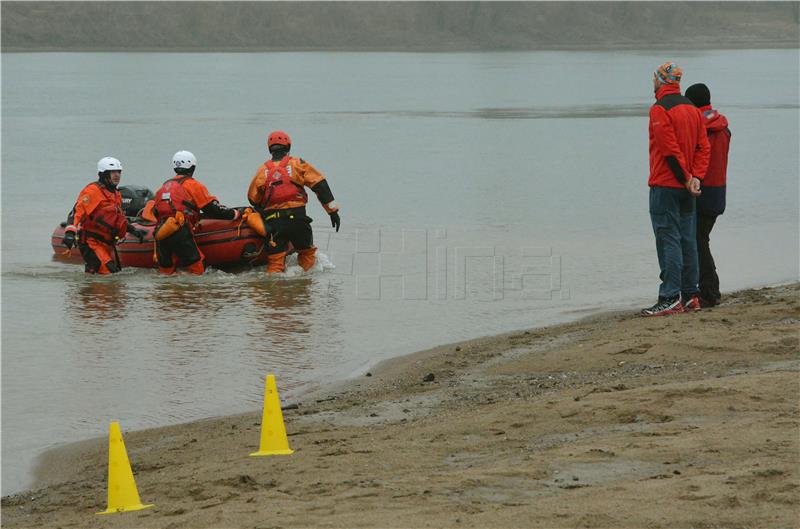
[685,83,711,107]
[654,61,683,86]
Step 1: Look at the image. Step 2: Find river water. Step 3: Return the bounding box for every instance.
[2,49,798,494]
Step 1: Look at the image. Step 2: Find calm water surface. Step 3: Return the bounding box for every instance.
[2,50,798,494]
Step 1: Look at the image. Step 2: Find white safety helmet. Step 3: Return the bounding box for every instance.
[97,156,123,172]
[172,150,197,170]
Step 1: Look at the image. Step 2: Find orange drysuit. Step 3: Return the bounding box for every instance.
[247,156,338,273]
[67,182,127,274]
[152,176,223,275]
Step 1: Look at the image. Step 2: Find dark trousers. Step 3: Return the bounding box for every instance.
[156,223,202,269]
[264,209,314,255]
[696,213,721,305]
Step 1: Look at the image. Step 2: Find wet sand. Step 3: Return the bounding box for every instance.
[3,284,799,528]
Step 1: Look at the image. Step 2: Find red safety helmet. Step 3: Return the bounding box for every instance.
[267,130,291,150]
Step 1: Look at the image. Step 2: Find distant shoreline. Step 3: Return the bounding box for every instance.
[5,2,796,56]
[3,40,798,53]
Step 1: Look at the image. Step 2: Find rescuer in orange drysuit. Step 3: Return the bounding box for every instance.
[151,150,241,275]
[246,131,341,273]
[63,157,146,274]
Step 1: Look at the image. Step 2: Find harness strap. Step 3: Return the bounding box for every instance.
[83,230,115,246]
[92,217,117,232]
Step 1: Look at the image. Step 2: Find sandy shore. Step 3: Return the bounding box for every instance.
[3,284,799,528]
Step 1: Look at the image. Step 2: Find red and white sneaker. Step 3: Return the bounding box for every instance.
[683,295,701,312]
[641,296,684,317]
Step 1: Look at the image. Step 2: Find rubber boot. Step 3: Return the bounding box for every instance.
[267,251,287,273]
[186,259,205,275]
[297,247,317,271]
[104,260,120,274]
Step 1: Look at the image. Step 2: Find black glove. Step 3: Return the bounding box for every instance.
[202,200,239,221]
[63,230,76,249]
[127,227,146,243]
[329,211,341,232]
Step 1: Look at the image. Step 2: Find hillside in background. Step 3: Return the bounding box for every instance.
[2,1,799,51]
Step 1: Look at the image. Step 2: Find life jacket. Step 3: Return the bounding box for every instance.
[260,157,308,210]
[153,176,200,225]
[81,183,127,245]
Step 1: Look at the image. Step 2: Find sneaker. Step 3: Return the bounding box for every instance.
[641,296,684,317]
[683,295,701,312]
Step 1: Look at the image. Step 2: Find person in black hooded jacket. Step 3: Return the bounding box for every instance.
[685,83,731,307]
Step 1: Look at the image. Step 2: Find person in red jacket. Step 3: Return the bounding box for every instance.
[62,157,146,274]
[685,83,730,307]
[642,62,711,317]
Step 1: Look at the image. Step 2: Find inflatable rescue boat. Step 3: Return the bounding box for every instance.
[51,185,273,270]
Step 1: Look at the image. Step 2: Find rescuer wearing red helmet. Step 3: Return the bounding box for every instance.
[247,130,341,273]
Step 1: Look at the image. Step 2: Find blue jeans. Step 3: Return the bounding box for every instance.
[649,186,699,300]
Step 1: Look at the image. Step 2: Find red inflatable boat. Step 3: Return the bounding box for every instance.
[51,185,287,270]
[51,218,272,270]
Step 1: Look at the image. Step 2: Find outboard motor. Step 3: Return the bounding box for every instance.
[118,185,155,218]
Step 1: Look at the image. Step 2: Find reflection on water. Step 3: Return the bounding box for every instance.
[67,278,130,323]
[65,274,317,317]
[241,278,319,373]
[245,276,314,311]
[145,278,242,325]
[245,277,314,334]
[65,273,323,369]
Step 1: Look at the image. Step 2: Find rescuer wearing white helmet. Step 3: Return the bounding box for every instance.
[149,150,240,275]
[62,156,146,274]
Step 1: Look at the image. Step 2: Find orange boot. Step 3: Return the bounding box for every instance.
[297,246,317,271]
[267,251,287,273]
[185,259,205,275]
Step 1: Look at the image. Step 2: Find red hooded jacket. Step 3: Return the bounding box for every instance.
[696,105,730,215]
[648,84,711,189]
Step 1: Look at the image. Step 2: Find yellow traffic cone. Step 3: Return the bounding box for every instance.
[250,374,294,457]
[96,421,154,515]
